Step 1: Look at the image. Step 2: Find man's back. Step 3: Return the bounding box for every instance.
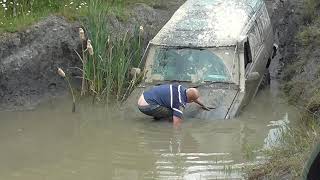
[143,84,171,108]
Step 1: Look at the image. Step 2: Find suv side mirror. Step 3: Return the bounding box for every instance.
[246,72,260,81]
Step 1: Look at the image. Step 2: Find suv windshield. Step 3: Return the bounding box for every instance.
[145,46,237,83]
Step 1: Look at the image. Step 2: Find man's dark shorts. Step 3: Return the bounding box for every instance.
[138,104,173,119]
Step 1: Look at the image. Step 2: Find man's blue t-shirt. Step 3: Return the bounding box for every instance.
[143,84,188,118]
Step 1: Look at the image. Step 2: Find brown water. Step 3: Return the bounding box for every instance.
[0,88,297,180]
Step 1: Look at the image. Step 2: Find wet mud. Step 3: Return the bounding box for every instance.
[0,16,82,111]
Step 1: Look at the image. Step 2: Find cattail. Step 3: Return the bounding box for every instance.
[139,25,144,33]
[87,39,94,55]
[130,68,141,78]
[57,67,66,78]
[79,28,85,41]
[107,35,110,44]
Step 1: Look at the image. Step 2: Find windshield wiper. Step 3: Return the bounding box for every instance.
[193,81,233,88]
[154,80,191,86]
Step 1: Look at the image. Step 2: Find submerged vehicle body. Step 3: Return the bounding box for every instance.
[128,0,276,119]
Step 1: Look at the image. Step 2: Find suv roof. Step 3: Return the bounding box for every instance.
[151,0,264,47]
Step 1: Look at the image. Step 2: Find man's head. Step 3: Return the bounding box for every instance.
[186,88,200,103]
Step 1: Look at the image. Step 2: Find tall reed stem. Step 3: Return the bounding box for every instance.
[65,77,76,112]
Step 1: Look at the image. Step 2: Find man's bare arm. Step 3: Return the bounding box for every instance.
[173,116,182,127]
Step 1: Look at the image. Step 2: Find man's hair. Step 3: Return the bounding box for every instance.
[186,88,199,102]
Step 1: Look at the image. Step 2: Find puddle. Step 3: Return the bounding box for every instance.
[0,87,298,180]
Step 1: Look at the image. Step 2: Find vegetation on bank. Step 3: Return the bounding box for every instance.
[77,0,144,102]
[0,0,149,101]
[247,0,320,179]
[0,0,167,32]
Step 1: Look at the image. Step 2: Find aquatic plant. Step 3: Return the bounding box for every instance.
[76,0,143,102]
[57,67,76,112]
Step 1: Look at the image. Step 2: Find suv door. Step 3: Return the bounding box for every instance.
[244,20,266,103]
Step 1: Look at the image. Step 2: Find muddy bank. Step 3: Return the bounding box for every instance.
[0,2,184,111]
[0,16,81,111]
[248,0,320,179]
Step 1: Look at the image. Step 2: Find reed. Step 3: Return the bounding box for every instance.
[57,67,76,112]
[77,0,143,101]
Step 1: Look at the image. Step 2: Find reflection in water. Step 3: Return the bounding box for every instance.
[0,89,297,180]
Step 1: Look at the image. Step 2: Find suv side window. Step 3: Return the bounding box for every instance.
[244,41,252,70]
[248,21,262,59]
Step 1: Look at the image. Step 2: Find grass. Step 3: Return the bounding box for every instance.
[302,0,320,24]
[77,0,143,102]
[296,18,320,47]
[0,0,168,33]
[0,0,88,32]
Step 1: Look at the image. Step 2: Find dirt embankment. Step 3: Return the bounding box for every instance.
[266,0,320,112]
[249,0,320,179]
[281,1,320,112]
[0,16,81,111]
[0,2,184,111]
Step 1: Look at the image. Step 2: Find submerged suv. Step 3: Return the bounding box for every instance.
[129,0,276,119]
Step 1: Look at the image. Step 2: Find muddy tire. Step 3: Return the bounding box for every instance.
[259,70,271,90]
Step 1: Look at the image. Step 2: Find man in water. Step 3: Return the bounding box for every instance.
[137,84,209,126]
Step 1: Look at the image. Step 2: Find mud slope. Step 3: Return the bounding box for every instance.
[0,16,81,111]
[249,0,320,179]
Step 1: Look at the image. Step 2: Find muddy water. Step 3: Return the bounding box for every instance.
[0,87,298,180]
